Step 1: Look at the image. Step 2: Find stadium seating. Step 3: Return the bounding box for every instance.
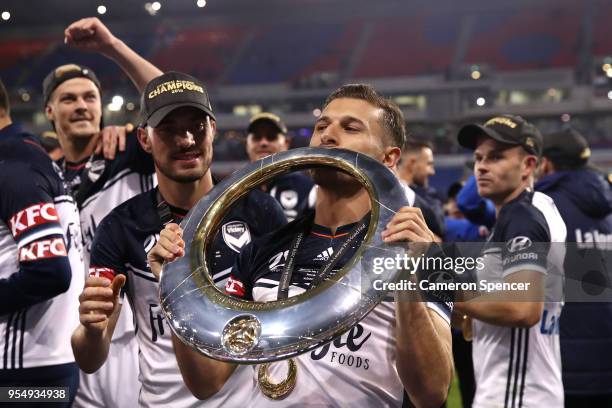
[0,6,588,88]
[151,27,246,83]
[0,37,55,86]
[226,22,351,84]
[0,31,156,92]
[465,6,581,70]
[592,2,612,57]
[353,14,460,78]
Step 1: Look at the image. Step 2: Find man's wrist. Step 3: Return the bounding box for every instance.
[103,37,124,60]
[81,323,106,342]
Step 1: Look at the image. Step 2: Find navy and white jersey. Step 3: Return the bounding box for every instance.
[61,132,156,262]
[61,132,156,342]
[89,187,286,407]
[0,127,84,369]
[226,211,452,407]
[268,172,316,222]
[473,190,566,408]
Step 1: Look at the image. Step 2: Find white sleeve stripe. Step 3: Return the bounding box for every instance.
[213,266,233,281]
[503,264,547,277]
[257,278,281,285]
[81,169,133,209]
[54,195,76,204]
[426,302,451,326]
[16,226,65,248]
[125,262,153,276]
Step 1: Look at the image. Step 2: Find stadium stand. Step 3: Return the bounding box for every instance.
[592,2,612,57]
[152,26,246,83]
[465,5,581,70]
[353,14,460,78]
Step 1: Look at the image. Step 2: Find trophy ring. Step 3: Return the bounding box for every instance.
[159,147,410,363]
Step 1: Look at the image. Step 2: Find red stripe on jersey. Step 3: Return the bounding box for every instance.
[9,202,60,238]
[311,231,349,239]
[65,162,87,170]
[23,138,47,154]
[225,275,245,297]
[18,238,67,262]
[89,266,116,282]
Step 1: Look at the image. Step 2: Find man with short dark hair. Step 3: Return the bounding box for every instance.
[72,72,287,407]
[246,112,290,162]
[455,115,566,408]
[246,112,315,221]
[399,139,435,188]
[0,78,84,405]
[150,84,454,407]
[399,139,445,239]
[536,128,612,408]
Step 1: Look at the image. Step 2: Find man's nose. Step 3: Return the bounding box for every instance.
[75,97,88,110]
[320,125,339,146]
[176,130,196,147]
[475,162,488,174]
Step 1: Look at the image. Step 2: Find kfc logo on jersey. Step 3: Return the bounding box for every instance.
[222,221,251,253]
[9,203,59,237]
[225,275,245,297]
[506,236,532,253]
[19,238,67,262]
[89,266,116,281]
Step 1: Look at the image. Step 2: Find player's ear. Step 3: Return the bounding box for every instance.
[137,126,153,154]
[383,146,401,169]
[45,104,54,121]
[522,154,538,178]
[209,117,217,141]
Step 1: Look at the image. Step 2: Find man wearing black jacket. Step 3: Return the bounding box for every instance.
[398,139,445,240]
[536,128,612,407]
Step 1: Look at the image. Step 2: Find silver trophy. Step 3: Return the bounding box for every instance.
[159,147,409,365]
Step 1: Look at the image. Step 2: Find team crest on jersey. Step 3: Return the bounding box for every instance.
[86,159,106,183]
[221,221,251,253]
[279,190,298,210]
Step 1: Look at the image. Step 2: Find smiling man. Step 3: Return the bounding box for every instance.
[71,72,287,407]
[46,15,164,407]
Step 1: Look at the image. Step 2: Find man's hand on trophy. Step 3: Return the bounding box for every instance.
[382,206,434,243]
[381,206,433,256]
[148,223,185,280]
